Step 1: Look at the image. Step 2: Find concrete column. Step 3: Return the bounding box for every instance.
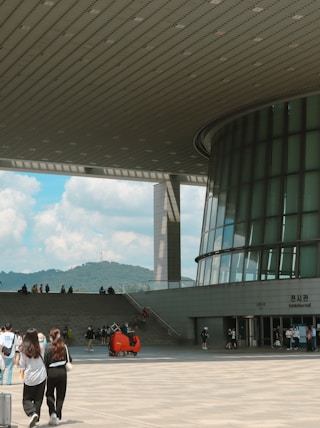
[154,177,181,285]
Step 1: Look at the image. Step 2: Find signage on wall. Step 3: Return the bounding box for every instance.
[289,295,311,308]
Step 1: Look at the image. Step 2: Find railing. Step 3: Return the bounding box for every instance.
[147,280,195,290]
[124,292,182,337]
[117,279,195,293]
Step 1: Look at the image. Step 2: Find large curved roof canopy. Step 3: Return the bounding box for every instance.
[1,0,319,185]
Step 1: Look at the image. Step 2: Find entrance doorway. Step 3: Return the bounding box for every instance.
[225,316,260,347]
[262,315,319,347]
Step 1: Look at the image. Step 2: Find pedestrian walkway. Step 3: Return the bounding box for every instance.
[2,345,320,427]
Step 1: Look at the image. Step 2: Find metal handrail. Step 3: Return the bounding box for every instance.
[124,292,182,337]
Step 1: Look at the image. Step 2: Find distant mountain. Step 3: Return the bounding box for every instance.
[0,261,194,293]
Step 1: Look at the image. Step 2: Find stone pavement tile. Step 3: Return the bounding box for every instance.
[1,346,320,427]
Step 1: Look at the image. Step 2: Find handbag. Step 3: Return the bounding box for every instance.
[65,345,72,372]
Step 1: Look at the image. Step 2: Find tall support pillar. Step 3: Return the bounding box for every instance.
[154,177,181,286]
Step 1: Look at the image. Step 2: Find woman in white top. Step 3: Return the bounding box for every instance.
[20,328,47,428]
[0,322,18,385]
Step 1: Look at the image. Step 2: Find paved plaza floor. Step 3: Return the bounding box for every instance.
[1,345,320,427]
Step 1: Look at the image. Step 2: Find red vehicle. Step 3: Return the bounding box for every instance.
[109,330,141,356]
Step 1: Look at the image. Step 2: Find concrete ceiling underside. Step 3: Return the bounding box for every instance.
[0,0,320,184]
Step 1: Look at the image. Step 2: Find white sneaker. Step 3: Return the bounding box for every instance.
[49,413,58,426]
[29,413,38,428]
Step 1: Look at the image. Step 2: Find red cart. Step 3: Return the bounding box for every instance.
[109,330,141,356]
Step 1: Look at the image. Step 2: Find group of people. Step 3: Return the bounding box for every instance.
[84,321,138,351]
[0,323,72,427]
[225,328,238,349]
[18,283,51,294]
[99,286,115,294]
[60,285,73,294]
[274,325,318,351]
[201,326,239,350]
[17,283,76,294]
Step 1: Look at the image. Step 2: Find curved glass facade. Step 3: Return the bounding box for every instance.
[196,94,320,286]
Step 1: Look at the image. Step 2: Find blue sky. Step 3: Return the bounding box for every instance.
[0,171,205,280]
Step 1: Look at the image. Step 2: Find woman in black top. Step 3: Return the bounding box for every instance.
[44,327,72,426]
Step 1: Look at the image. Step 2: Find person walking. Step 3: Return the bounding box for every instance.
[19,328,47,428]
[0,322,18,385]
[306,326,313,352]
[84,325,95,351]
[292,327,300,350]
[231,328,238,349]
[311,325,317,351]
[201,327,209,350]
[285,327,293,350]
[44,327,72,426]
[225,328,232,349]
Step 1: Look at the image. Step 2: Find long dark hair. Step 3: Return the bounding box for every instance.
[20,328,41,358]
[49,327,65,361]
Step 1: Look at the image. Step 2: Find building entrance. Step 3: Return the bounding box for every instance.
[225,316,260,347]
[262,315,320,347]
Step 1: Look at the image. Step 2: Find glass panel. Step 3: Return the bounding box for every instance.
[242,146,252,183]
[219,254,231,283]
[305,131,320,170]
[244,250,260,281]
[204,196,213,232]
[270,138,283,176]
[237,184,249,222]
[272,103,286,137]
[244,113,255,145]
[303,172,320,211]
[216,192,226,227]
[254,142,267,180]
[207,230,215,253]
[301,213,319,240]
[230,150,240,186]
[233,222,246,248]
[222,224,234,249]
[279,247,296,279]
[214,227,223,251]
[230,252,244,282]
[261,248,278,280]
[288,98,302,133]
[248,220,262,246]
[266,177,281,216]
[287,135,301,173]
[225,189,236,225]
[220,146,230,191]
[197,259,205,286]
[251,181,264,219]
[281,215,297,242]
[306,95,320,128]
[200,232,208,254]
[209,196,218,229]
[257,108,269,141]
[203,257,212,285]
[210,255,220,284]
[264,218,279,244]
[299,245,318,277]
[283,175,299,214]
[234,118,243,148]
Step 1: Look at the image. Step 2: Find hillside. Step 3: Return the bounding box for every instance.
[0,261,194,293]
[0,261,154,293]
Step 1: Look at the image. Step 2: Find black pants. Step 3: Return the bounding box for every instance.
[46,367,67,420]
[23,380,46,419]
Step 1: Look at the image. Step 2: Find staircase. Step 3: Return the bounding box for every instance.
[0,292,178,346]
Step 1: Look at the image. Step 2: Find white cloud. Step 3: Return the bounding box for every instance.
[0,172,206,280]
